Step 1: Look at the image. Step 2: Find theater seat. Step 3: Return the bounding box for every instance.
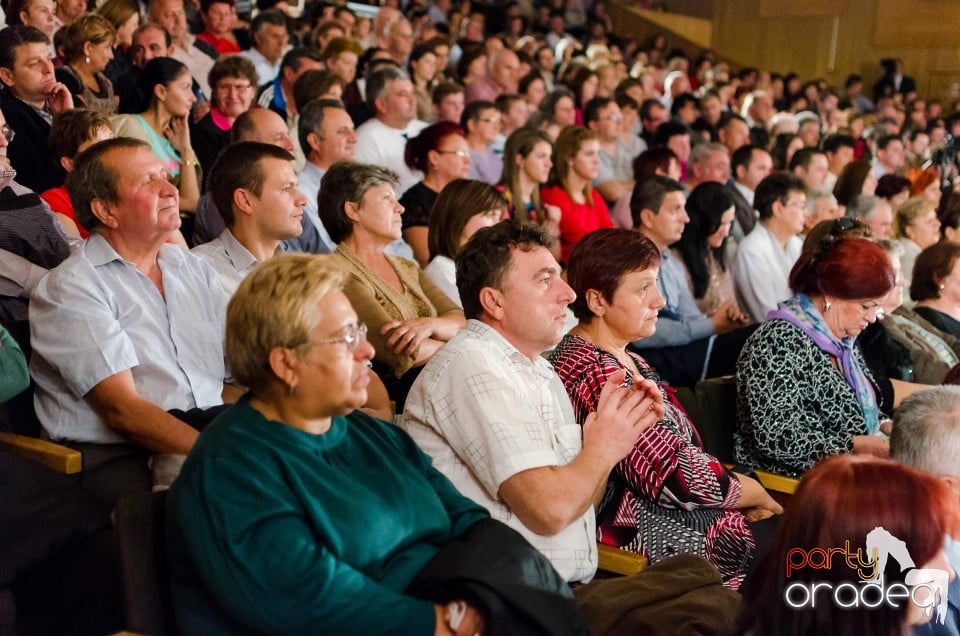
[597,543,648,576]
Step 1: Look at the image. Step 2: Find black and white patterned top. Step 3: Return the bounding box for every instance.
[734,319,880,477]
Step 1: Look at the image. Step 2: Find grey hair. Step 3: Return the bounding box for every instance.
[365,66,410,111]
[804,190,836,217]
[846,194,881,221]
[891,386,960,477]
[688,142,726,166]
[875,237,903,260]
[298,98,345,157]
[318,161,400,244]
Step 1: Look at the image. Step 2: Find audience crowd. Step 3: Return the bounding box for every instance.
[4,0,960,632]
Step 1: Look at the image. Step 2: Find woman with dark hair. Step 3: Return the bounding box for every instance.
[399,121,471,267]
[833,159,877,207]
[565,66,599,126]
[673,182,743,317]
[939,188,960,242]
[456,45,487,86]
[541,126,613,263]
[735,235,896,476]
[876,173,912,211]
[768,132,803,171]
[550,228,781,589]
[518,70,546,113]
[320,162,466,409]
[497,128,561,257]
[538,87,577,128]
[912,241,960,339]
[110,57,201,212]
[632,147,681,182]
[734,455,959,636]
[424,179,505,306]
[408,42,438,122]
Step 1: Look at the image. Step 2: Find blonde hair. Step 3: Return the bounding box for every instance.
[893,196,937,239]
[61,13,116,64]
[226,254,346,391]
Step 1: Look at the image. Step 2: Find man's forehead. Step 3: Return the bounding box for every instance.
[110,146,163,176]
[14,41,50,63]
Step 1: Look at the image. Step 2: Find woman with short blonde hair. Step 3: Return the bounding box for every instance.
[56,13,117,114]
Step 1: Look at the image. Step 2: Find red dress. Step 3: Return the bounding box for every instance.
[540,185,613,264]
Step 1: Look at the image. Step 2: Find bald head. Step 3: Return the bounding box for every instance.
[233,108,295,152]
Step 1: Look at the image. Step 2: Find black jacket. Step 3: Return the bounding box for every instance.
[0,88,64,193]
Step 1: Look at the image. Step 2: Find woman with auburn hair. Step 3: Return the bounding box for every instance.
[166,253,583,635]
[912,241,960,340]
[551,228,781,589]
[734,455,959,636]
[540,126,613,263]
[400,121,472,267]
[735,235,895,476]
[908,167,943,206]
[424,179,506,306]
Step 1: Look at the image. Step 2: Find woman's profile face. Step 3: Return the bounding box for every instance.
[161,70,196,117]
[595,267,664,342]
[519,140,552,184]
[431,133,471,181]
[117,11,140,47]
[923,180,943,205]
[524,77,545,109]
[907,209,941,249]
[826,297,884,339]
[553,96,576,127]
[352,183,404,245]
[706,206,735,249]
[570,139,600,181]
[292,290,375,417]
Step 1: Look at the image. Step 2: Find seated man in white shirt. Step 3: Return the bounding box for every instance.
[733,172,807,322]
[241,9,289,86]
[29,138,239,503]
[193,141,306,296]
[402,221,663,584]
[354,66,428,193]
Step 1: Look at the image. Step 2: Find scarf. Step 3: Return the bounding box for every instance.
[768,293,880,434]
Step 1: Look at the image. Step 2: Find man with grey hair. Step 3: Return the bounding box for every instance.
[354,66,428,192]
[297,98,356,252]
[684,142,731,192]
[465,47,520,103]
[240,10,289,84]
[802,190,842,235]
[847,194,894,239]
[890,386,960,636]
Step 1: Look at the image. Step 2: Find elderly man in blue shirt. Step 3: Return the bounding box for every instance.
[29,137,240,503]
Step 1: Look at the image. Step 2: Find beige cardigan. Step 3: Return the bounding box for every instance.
[330,244,463,377]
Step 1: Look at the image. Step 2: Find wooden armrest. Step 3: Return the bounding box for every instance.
[0,432,82,474]
[724,463,800,495]
[753,469,800,495]
[597,543,647,576]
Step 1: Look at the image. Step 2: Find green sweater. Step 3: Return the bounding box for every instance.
[166,400,488,635]
[0,325,28,404]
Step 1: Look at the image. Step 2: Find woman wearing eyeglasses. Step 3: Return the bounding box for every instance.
[166,253,583,635]
[463,100,503,186]
[735,235,896,477]
[321,162,466,411]
[400,121,472,267]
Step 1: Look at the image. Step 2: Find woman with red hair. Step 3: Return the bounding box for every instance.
[400,121,471,267]
[735,455,959,635]
[908,167,944,207]
[735,234,896,476]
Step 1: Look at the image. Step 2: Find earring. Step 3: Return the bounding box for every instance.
[940,284,946,291]
[288,381,297,397]
[824,300,831,313]
[84,55,90,64]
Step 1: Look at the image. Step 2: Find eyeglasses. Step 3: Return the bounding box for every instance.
[436,148,470,157]
[305,323,368,352]
[0,125,15,143]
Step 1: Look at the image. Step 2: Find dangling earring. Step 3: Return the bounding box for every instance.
[940,283,946,292]
[824,300,831,313]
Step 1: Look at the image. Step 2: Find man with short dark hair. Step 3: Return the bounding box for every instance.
[789,147,829,193]
[257,47,322,121]
[432,81,464,123]
[462,99,502,184]
[193,141,306,295]
[297,98,356,251]
[403,221,663,582]
[717,112,751,156]
[639,97,668,148]
[0,25,72,193]
[240,9,289,84]
[872,133,906,178]
[728,144,773,241]
[630,175,753,386]
[30,137,236,503]
[821,133,856,192]
[733,172,807,322]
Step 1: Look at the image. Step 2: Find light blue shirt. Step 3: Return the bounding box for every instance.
[297,161,336,252]
[192,228,280,297]
[632,248,715,349]
[30,234,228,444]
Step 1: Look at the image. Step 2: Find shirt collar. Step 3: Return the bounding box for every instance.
[219,227,263,271]
[467,319,553,373]
[85,232,187,272]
